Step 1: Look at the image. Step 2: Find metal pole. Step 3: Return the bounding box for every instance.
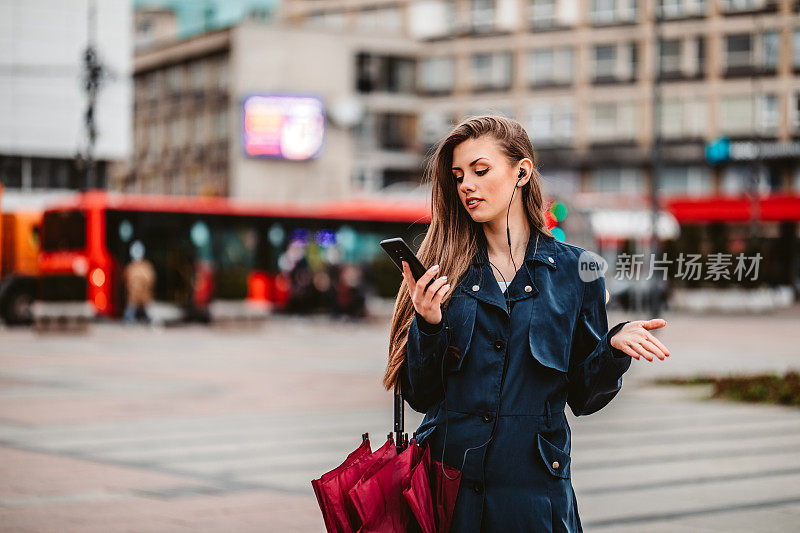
[81,0,106,191]
[649,1,663,316]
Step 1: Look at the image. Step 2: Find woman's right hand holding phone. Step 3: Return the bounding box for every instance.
[401,261,451,325]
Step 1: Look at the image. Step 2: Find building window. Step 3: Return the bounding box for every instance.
[658,98,707,138]
[794,29,800,69]
[167,65,183,95]
[306,11,346,30]
[470,0,495,33]
[528,47,574,85]
[419,111,454,146]
[419,56,455,93]
[409,0,457,39]
[591,0,637,25]
[656,0,706,17]
[385,57,416,94]
[169,118,184,148]
[720,93,778,135]
[379,113,416,151]
[590,101,639,141]
[215,108,228,141]
[470,52,512,91]
[725,33,752,70]
[528,0,555,27]
[719,95,753,134]
[540,169,580,196]
[757,93,779,134]
[657,166,712,197]
[589,167,643,193]
[216,60,228,92]
[658,38,682,75]
[354,112,377,151]
[593,44,616,79]
[722,164,769,195]
[591,42,637,81]
[719,0,770,12]
[696,36,706,76]
[191,61,206,92]
[356,6,403,34]
[357,54,415,94]
[524,102,575,146]
[761,30,779,69]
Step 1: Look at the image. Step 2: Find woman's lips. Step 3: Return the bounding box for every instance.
[467,199,483,209]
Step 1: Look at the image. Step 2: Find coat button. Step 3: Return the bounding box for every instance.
[524,285,532,293]
[548,256,554,263]
[493,340,505,351]
[472,284,480,292]
[472,481,483,494]
[482,413,493,423]
[552,461,560,469]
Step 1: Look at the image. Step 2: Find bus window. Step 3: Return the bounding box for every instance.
[42,210,86,251]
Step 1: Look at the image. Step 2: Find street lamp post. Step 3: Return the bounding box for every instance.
[649,0,664,317]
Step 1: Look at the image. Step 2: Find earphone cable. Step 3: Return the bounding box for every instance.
[438,172,535,480]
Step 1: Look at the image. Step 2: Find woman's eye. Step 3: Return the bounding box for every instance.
[453,175,463,183]
[476,169,488,176]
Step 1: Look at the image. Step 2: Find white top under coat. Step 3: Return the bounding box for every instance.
[494,278,510,294]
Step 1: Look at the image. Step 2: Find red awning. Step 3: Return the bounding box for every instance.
[665,194,800,223]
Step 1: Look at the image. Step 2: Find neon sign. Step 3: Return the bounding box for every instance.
[242,94,325,160]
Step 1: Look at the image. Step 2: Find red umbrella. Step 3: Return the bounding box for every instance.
[348,435,417,531]
[430,454,462,533]
[403,443,435,533]
[311,433,372,533]
[312,386,461,532]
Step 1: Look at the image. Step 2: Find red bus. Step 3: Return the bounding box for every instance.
[31,190,433,322]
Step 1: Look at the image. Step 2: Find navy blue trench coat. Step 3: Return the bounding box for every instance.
[400,227,631,533]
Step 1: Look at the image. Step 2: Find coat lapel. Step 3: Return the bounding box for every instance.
[463,226,559,314]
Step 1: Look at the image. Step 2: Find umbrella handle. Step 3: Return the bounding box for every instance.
[394,382,407,454]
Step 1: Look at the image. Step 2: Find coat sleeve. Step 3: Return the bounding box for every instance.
[567,269,632,417]
[399,310,449,413]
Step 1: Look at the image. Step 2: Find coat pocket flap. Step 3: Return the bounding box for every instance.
[537,433,571,479]
[528,325,570,373]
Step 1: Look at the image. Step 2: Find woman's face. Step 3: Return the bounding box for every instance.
[451,136,529,224]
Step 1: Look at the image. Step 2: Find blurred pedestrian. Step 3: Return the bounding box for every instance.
[336,263,366,319]
[123,241,156,324]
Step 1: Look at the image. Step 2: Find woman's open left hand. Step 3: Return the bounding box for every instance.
[610,319,670,362]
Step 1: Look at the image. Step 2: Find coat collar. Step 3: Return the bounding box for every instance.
[470,225,558,271]
[460,225,558,314]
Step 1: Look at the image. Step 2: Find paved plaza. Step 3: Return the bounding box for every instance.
[1,307,799,532]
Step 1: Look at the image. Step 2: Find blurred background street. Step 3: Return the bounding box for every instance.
[2,308,800,532]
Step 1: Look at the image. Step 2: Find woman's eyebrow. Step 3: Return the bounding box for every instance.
[452,157,488,171]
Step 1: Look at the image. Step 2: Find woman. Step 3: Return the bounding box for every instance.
[382,115,670,532]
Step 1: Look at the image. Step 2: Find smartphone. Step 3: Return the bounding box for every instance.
[379,238,435,289]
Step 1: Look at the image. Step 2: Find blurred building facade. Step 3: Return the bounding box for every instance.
[282,0,800,200]
[119,0,800,289]
[122,0,800,201]
[120,19,423,200]
[0,0,132,209]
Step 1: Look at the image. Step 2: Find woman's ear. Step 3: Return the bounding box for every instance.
[517,158,534,187]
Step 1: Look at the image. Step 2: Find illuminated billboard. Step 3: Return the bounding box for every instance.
[242,94,326,160]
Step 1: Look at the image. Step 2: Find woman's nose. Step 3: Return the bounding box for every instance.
[459,180,475,194]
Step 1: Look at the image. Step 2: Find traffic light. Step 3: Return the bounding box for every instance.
[548,200,567,241]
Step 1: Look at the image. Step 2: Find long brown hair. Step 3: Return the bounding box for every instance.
[382,115,554,391]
